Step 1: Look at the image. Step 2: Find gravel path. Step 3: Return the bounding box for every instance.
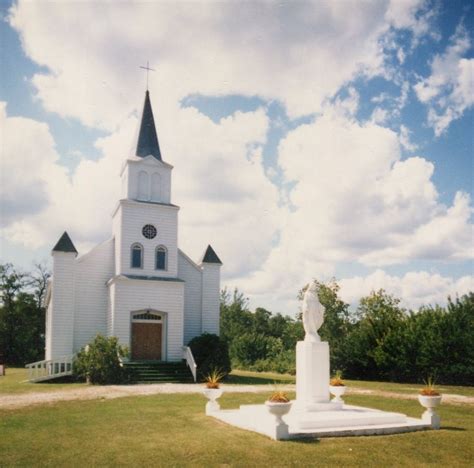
[0,384,292,410]
[0,384,472,410]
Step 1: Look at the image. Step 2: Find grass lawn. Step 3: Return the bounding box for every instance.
[343,379,474,398]
[228,369,474,397]
[1,389,473,466]
[0,367,86,395]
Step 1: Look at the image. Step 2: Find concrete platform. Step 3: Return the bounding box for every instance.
[210,402,431,440]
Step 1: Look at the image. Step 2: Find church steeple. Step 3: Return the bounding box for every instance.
[136,90,162,160]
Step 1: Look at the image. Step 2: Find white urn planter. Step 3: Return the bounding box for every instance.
[329,385,346,403]
[203,388,223,414]
[418,394,442,429]
[265,401,292,425]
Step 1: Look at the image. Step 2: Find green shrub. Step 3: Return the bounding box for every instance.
[188,333,231,381]
[73,335,128,385]
[230,333,270,366]
[247,349,296,375]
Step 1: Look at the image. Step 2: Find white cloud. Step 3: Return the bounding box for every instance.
[369,80,410,126]
[0,100,281,277]
[339,269,474,309]
[414,24,474,135]
[385,0,439,44]
[371,107,389,124]
[169,107,283,277]
[3,0,471,317]
[399,124,418,152]
[8,0,434,130]
[0,103,127,248]
[231,109,472,312]
[0,102,66,232]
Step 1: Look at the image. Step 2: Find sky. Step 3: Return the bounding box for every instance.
[0,0,472,315]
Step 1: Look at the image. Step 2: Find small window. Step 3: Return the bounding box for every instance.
[155,246,167,270]
[131,243,143,268]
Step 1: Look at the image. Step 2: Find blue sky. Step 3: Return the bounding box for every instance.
[0,0,472,313]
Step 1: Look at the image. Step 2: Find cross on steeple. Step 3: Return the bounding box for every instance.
[139,61,155,90]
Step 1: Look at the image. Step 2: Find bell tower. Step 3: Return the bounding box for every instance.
[120,91,173,204]
[112,90,179,278]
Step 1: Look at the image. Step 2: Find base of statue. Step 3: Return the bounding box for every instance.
[295,340,341,411]
[208,337,431,439]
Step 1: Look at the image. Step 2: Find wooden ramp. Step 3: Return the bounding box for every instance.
[25,355,74,382]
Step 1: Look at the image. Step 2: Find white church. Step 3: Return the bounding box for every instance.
[44,90,222,364]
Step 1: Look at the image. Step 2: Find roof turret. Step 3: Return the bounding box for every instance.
[52,231,78,254]
[201,245,223,265]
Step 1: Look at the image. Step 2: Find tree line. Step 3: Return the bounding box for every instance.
[220,281,474,385]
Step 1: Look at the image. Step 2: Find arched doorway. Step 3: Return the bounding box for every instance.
[131,310,164,360]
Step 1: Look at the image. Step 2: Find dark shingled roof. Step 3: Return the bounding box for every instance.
[201,245,222,264]
[52,231,77,254]
[136,90,162,160]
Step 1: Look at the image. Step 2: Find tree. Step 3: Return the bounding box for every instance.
[27,263,51,309]
[220,287,253,344]
[0,263,48,365]
[342,289,405,380]
[220,287,302,372]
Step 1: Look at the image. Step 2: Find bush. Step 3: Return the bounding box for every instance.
[73,335,128,385]
[188,333,231,381]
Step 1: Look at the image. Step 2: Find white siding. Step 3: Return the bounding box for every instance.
[201,264,221,336]
[107,282,115,336]
[115,200,179,277]
[109,278,184,361]
[73,238,114,352]
[48,252,76,359]
[112,207,122,276]
[178,250,203,345]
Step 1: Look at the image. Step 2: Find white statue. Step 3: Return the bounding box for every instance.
[302,283,325,342]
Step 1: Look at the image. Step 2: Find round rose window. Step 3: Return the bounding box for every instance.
[142,224,157,239]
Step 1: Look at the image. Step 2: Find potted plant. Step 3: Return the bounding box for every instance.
[202,368,225,414]
[418,377,442,411]
[329,370,346,403]
[265,389,292,424]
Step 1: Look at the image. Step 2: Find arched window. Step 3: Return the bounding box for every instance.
[150,172,161,201]
[137,171,149,200]
[131,243,143,269]
[155,246,167,271]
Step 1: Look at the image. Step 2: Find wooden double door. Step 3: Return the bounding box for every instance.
[131,322,162,360]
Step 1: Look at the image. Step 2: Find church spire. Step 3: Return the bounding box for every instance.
[136,90,162,160]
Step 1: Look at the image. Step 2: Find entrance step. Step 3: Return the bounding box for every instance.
[124,360,195,384]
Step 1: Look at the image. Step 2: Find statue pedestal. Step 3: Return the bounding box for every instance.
[295,341,341,411]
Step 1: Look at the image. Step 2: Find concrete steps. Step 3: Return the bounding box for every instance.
[124,360,194,384]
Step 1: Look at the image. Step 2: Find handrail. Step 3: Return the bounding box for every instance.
[182,346,197,382]
[25,354,74,382]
